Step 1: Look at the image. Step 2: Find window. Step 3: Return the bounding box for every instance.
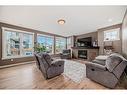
[55,37,66,53]
[104,28,120,41]
[6,31,20,57]
[2,27,34,59]
[37,34,54,54]
[67,37,72,49]
[22,33,33,56]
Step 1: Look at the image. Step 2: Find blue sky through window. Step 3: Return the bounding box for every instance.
[37,36,45,44]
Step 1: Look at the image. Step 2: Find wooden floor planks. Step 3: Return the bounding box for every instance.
[0,61,123,89]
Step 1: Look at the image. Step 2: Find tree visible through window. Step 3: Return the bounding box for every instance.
[37,34,54,54]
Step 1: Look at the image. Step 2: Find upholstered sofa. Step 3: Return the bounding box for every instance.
[34,53,64,79]
[86,53,127,88]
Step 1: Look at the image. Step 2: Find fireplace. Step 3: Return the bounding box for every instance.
[78,50,87,59]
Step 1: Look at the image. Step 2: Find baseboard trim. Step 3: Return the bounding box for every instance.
[0,61,36,69]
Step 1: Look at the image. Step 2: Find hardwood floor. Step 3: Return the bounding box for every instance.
[0,61,123,89]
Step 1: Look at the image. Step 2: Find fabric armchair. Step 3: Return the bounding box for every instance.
[51,59,64,66]
[86,62,106,71]
[60,49,71,59]
[34,53,64,79]
[86,54,127,88]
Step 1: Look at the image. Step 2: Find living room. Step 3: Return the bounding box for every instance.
[0,5,127,91]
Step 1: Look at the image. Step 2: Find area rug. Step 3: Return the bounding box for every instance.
[63,60,86,83]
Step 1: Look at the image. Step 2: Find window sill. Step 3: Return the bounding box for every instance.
[104,39,120,42]
[2,55,34,60]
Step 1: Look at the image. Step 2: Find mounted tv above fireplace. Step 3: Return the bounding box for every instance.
[77,37,92,47]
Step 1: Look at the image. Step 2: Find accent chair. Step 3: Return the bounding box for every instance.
[34,53,64,79]
[86,54,127,88]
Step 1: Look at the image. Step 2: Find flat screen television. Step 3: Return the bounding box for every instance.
[77,37,92,47]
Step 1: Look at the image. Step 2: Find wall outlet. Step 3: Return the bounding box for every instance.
[11,59,14,61]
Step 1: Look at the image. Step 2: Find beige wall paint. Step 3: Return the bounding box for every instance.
[97,24,122,55]
[122,10,127,59]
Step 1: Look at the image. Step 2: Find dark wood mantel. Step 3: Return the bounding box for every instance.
[71,46,99,49]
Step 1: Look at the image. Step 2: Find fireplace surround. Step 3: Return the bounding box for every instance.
[78,50,87,59]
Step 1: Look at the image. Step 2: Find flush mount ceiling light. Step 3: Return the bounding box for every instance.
[57,19,65,25]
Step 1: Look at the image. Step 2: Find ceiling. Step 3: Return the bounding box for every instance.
[0,6,126,37]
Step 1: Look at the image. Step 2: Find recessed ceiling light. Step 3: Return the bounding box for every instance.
[108,19,112,22]
[58,19,65,25]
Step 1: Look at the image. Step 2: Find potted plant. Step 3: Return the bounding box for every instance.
[34,42,47,54]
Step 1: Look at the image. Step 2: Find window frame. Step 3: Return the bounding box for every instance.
[2,27,34,60]
[104,28,120,42]
[55,37,66,54]
[67,37,72,49]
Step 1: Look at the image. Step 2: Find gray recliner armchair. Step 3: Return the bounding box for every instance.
[34,53,64,79]
[86,54,127,88]
[60,49,71,59]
